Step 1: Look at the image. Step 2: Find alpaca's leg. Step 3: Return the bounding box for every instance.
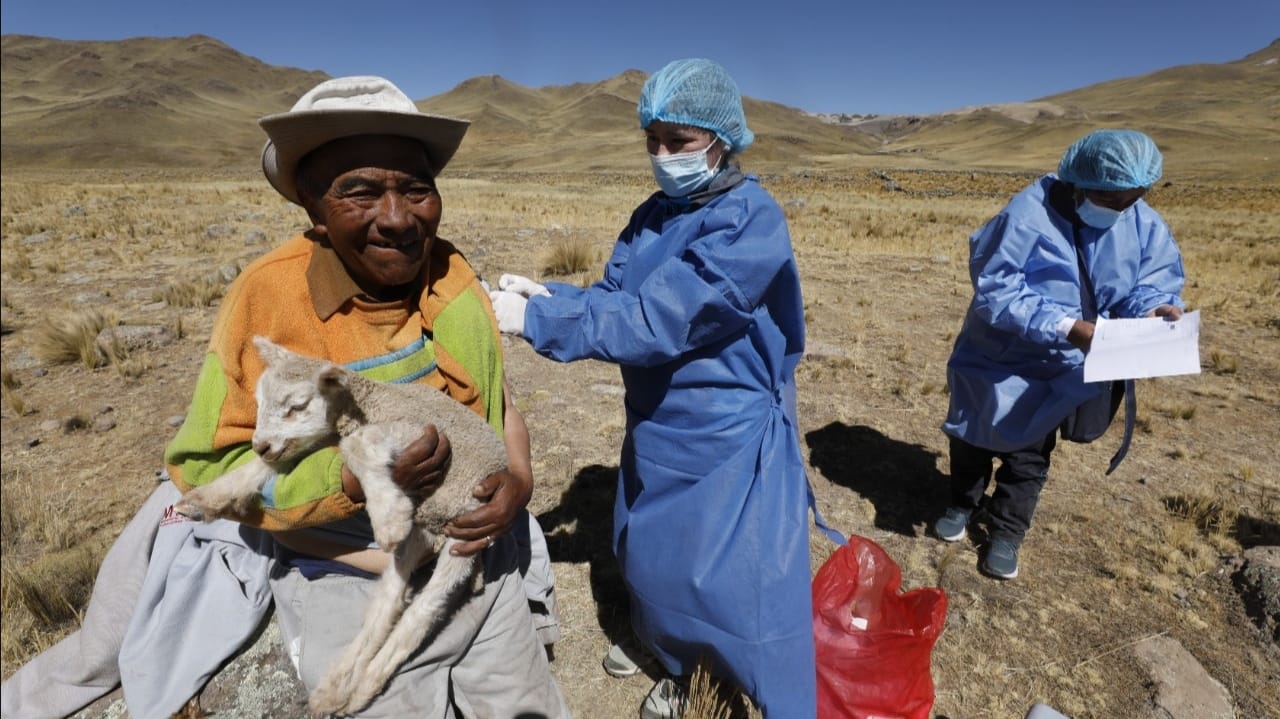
[173,457,274,521]
[307,528,432,719]
[339,425,416,550]
[343,539,478,714]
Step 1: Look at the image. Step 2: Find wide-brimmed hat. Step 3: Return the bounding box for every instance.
[260,76,470,205]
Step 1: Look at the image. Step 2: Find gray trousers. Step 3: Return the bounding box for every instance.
[273,533,570,718]
[1,483,569,719]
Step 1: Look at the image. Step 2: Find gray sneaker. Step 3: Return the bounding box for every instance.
[639,677,686,719]
[933,507,971,542]
[983,538,1020,579]
[602,642,644,678]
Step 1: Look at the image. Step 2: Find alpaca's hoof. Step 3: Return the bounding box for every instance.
[308,688,347,719]
[172,498,206,522]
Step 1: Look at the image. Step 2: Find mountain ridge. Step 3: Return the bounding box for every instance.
[2,34,1275,181]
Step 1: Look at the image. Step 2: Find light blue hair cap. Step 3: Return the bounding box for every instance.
[638,58,754,152]
[1058,129,1163,190]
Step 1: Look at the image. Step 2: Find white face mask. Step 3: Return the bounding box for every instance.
[649,140,722,197]
[1077,198,1130,229]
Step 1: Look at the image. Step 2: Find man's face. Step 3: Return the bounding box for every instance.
[299,135,441,299]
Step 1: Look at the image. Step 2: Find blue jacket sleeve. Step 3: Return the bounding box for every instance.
[1112,214,1186,318]
[526,194,791,366]
[969,213,1077,345]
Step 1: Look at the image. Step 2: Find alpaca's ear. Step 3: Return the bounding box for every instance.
[252,336,287,365]
[315,364,349,395]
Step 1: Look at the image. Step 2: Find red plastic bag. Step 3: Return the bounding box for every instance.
[813,535,948,719]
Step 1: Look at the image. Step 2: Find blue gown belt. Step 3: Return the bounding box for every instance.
[1106,379,1137,476]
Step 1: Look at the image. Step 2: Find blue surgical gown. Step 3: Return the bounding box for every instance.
[944,174,1186,452]
[523,177,815,717]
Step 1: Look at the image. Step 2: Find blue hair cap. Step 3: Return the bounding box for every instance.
[1058,129,1163,190]
[638,58,754,152]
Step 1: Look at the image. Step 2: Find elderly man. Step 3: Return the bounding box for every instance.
[935,129,1186,580]
[3,76,568,719]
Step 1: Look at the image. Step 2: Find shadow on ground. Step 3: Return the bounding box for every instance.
[536,464,634,650]
[1238,513,1280,548]
[805,422,948,537]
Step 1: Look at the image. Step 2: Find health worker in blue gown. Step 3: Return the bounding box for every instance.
[934,129,1186,581]
[489,58,815,719]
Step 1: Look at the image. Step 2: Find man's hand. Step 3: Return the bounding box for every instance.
[342,424,451,505]
[1067,319,1096,353]
[444,467,533,556]
[1150,304,1183,321]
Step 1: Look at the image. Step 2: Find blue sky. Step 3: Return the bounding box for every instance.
[2,0,1276,115]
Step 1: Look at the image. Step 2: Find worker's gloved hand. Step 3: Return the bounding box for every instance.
[489,290,529,336]
[498,273,551,298]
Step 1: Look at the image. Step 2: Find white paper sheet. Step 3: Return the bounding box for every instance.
[1083,310,1201,383]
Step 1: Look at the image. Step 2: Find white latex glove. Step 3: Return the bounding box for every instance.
[498,273,551,298]
[489,290,529,336]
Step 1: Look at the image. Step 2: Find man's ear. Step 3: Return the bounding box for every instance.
[297,189,328,238]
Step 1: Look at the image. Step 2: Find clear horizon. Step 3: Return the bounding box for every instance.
[1,0,1276,116]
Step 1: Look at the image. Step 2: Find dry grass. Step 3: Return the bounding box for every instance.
[1,168,1277,718]
[28,308,115,368]
[684,659,745,719]
[153,278,225,308]
[0,361,25,416]
[0,466,105,666]
[541,237,597,277]
[2,544,100,626]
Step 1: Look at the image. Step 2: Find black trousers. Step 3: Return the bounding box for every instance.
[948,432,1057,545]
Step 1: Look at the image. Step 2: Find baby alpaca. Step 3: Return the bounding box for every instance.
[175,336,509,718]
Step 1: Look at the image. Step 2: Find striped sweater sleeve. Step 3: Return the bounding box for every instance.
[164,240,360,530]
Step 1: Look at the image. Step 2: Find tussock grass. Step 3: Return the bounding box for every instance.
[684,657,755,719]
[1,246,35,282]
[1164,494,1239,538]
[541,237,596,277]
[1,544,100,627]
[1149,400,1198,421]
[154,278,225,308]
[1208,349,1239,374]
[1,474,83,552]
[1,470,103,671]
[112,355,154,379]
[97,326,151,379]
[29,308,115,368]
[1,363,18,392]
[0,362,23,415]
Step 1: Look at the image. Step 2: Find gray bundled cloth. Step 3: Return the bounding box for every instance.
[1,481,274,719]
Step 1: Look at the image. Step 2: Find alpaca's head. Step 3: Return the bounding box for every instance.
[250,336,349,464]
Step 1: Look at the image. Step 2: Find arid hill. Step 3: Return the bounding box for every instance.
[852,39,1280,182]
[2,34,1276,181]
[0,34,327,168]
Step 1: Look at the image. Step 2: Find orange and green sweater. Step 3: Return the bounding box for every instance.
[164,234,504,532]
